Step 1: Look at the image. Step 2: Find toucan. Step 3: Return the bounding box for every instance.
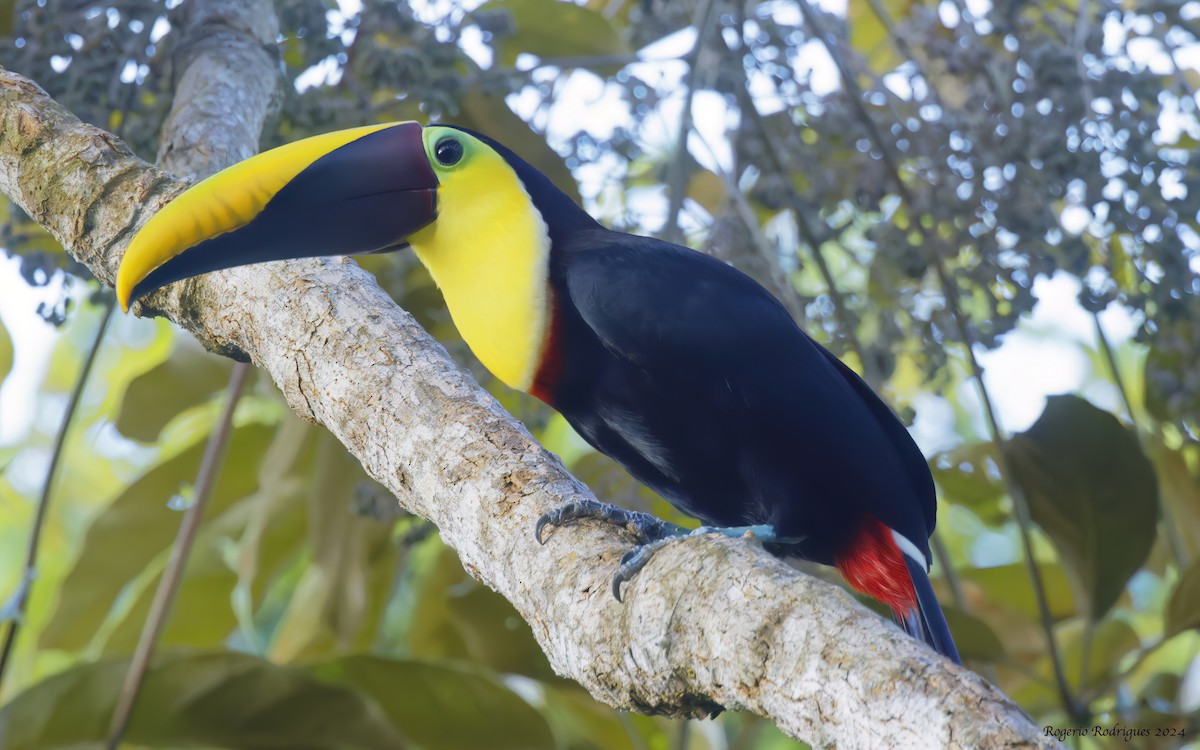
[116,121,961,664]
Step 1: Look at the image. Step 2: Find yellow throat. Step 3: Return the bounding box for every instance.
[408,128,551,392]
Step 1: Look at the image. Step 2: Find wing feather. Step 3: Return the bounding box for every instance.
[559,233,935,556]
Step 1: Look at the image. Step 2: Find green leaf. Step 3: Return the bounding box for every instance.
[266,434,397,662]
[477,0,628,67]
[929,442,1007,525]
[1013,618,1141,713]
[1166,559,1200,636]
[310,655,555,750]
[1004,395,1159,620]
[99,492,308,654]
[0,200,63,259]
[116,337,235,442]
[1064,618,1141,692]
[961,562,1076,621]
[402,540,557,680]
[40,424,277,651]
[1149,440,1200,562]
[687,170,726,214]
[542,684,656,750]
[847,0,915,74]
[0,651,406,750]
[942,606,1005,661]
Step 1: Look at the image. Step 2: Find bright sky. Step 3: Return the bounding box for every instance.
[0,0,1183,458]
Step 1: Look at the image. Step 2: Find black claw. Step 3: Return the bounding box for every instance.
[533,501,690,604]
[609,541,666,602]
[534,500,595,544]
[534,513,554,545]
[534,499,681,546]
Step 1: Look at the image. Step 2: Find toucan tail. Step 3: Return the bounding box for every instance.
[834,515,961,665]
[896,553,961,665]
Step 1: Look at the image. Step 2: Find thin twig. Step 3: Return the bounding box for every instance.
[105,362,251,749]
[662,0,717,245]
[792,0,1082,720]
[931,532,1000,683]
[1072,0,1094,107]
[930,533,964,608]
[1077,616,1094,707]
[0,294,113,693]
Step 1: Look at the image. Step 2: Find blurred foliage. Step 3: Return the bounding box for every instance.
[0,0,1199,747]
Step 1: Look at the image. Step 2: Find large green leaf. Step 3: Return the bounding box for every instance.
[0,651,406,750]
[1004,395,1159,619]
[941,606,1005,661]
[1150,441,1200,561]
[310,655,555,750]
[115,337,235,442]
[929,441,1007,525]
[476,0,628,67]
[266,434,397,662]
[542,684,665,750]
[1014,618,1141,713]
[40,424,277,650]
[1063,618,1141,692]
[100,493,308,654]
[960,562,1076,621]
[1166,559,1200,637]
[402,540,557,681]
[542,684,636,750]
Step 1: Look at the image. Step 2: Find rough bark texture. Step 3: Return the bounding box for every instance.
[0,55,1058,750]
[155,0,282,181]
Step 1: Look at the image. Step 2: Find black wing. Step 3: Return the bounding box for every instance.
[558,232,935,562]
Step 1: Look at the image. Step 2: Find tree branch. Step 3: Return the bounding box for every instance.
[0,66,1056,748]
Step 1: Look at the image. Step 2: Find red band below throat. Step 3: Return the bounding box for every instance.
[834,515,918,616]
[530,289,564,406]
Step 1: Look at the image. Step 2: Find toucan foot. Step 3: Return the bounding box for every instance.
[609,524,806,602]
[534,499,681,545]
[536,504,807,602]
[611,536,675,601]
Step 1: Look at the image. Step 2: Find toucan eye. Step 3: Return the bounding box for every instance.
[434,137,464,166]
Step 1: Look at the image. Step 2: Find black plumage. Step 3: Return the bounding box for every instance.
[545,231,932,568]
[474,128,959,662]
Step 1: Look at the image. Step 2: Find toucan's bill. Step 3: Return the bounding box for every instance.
[116,120,438,311]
